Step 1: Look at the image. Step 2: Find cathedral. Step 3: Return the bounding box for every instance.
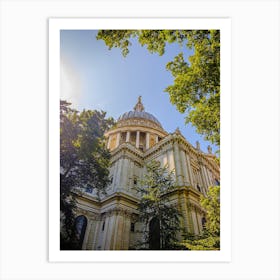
[74,97,220,250]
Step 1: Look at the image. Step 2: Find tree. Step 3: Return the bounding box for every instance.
[181,186,220,250]
[60,100,115,249]
[96,30,220,147]
[134,160,181,250]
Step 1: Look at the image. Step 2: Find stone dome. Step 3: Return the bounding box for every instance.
[105,96,168,152]
[118,111,162,126]
[117,96,162,128]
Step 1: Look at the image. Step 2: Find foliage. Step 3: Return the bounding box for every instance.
[201,185,220,235]
[97,30,220,146]
[134,160,181,250]
[60,100,115,249]
[181,186,220,250]
[181,233,220,251]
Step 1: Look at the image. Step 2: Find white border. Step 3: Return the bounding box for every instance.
[49,18,231,262]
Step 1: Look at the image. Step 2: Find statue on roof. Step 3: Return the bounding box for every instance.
[207,145,212,154]
[133,96,145,112]
[196,141,201,150]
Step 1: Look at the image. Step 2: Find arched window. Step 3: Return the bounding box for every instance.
[75,215,87,249]
[149,218,160,250]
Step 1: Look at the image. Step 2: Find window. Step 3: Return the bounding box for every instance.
[74,215,87,249]
[130,223,135,232]
[102,221,105,231]
[197,184,201,192]
[133,177,137,185]
[202,217,206,228]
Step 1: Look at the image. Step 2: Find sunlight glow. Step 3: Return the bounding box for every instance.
[60,56,81,108]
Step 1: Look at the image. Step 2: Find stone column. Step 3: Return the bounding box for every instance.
[197,171,206,195]
[174,142,183,186]
[136,131,140,148]
[146,132,150,150]
[155,135,159,143]
[121,159,129,190]
[191,210,199,235]
[180,150,190,185]
[186,203,195,234]
[82,219,93,250]
[198,171,203,187]
[207,169,213,185]
[113,214,124,250]
[126,131,130,142]
[119,159,124,191]
[115,159,123,191]
[194,208,201,234]
[131,161,137,195]
[180,193,189,234]
[107,135,112,149]
[197,211,203,233]
[104,215,116,250]
[186,154,194,187]
[92,220,101,250]
[86,220,96,250]
[200,166,208,189]
[167,150,175,171]
[116,132,121,148]
[102,217,109,249]
[202,166,211,187]
[112,161,119,191]
[123,216,131,250]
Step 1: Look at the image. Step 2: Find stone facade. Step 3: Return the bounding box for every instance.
[74,97,220,250]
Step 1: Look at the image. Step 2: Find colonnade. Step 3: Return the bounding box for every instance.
[107,130,160,150]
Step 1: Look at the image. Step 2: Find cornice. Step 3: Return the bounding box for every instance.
[104,118,168,137]
[74,186,207,221]
[174,133,220,173]
[101,206,137,219]
[100,191,140,206]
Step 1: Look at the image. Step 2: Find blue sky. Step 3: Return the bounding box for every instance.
[60,30,217,154]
